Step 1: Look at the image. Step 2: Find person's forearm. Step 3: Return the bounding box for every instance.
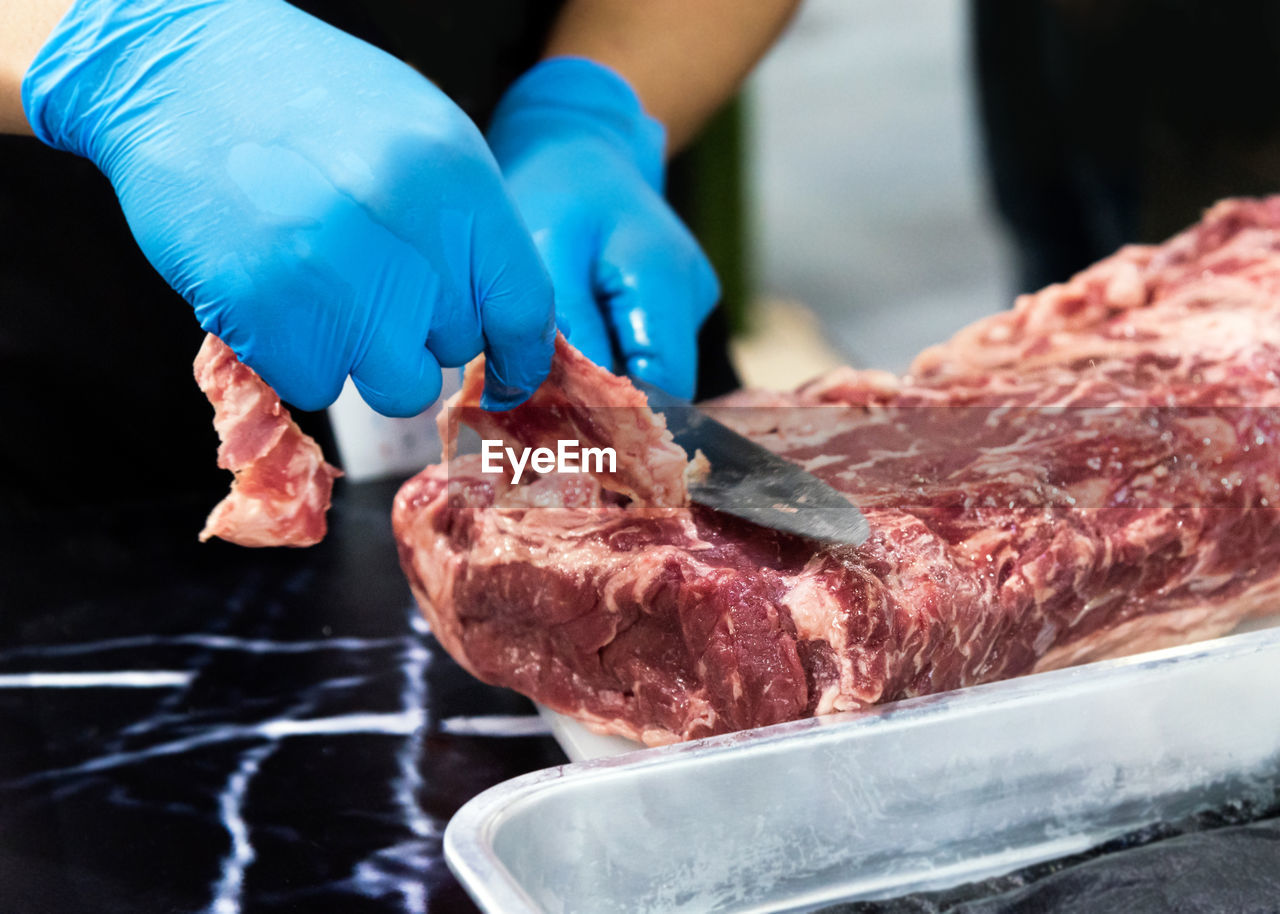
[0,0,74,133]
[544,0,800,153]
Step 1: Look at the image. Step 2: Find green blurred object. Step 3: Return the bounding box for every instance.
[668,94,754,337]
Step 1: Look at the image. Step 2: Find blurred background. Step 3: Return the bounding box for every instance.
[737,0,1008,384]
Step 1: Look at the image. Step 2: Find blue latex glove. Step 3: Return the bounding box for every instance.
[487,57,720,400]
[22,0,554,415]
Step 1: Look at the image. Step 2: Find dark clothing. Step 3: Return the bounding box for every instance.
[293,0,561,125]
[0,142,226,508]
[972,0,1280,293]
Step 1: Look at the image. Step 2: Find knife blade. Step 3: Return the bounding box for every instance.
[630,378,870,546]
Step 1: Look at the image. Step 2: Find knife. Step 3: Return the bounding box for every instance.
[630,378,870,546]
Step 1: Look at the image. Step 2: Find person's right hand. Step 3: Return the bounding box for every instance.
[22,0,554,415]
[487,58,720,401]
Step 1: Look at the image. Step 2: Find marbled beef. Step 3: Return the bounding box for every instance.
[394,198,1280,746]
[195,334,341,547]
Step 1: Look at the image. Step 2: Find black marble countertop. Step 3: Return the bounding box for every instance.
[7,481,1280,914]
[0,480,566,914]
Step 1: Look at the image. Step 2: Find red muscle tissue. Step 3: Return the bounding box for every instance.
[393,198,1280,745]
[194,334,341,548]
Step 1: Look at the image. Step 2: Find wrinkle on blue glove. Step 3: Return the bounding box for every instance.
[23,0,554,416]
[487,56,720,401]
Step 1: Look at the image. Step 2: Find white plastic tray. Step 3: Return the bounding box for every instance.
[449,623,1280,913]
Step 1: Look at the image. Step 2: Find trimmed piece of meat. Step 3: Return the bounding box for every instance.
[443,334,694,507]
[194,334,341,547]
[394,198,1280,746]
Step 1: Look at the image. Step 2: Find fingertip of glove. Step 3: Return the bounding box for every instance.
[479,388,527,413]
[627,355,695,402]
[481,324,553,411]
[352,362,443,418]
[479,364,540,412]
[562,328,615,371]
[283,391,336,413]
[355,376,443,418]
[260,364,344,414]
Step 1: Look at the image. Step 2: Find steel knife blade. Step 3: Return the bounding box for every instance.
[631,378,870,546]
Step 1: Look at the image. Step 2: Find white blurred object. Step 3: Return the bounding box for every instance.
[748,0,1011,373]
[536,705,640,762]
[326,370,461,482]
[730,298,847,390]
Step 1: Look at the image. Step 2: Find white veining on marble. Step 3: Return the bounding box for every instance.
[350,608,436,913]
[0,632,403,662]
[5,709,429,789]
[6,602,547,913]
[257,710,426,739]
[197,612,437,914]
[0,671,193,688]
[439,715,554,737]
[207,743,277,914]
[399,611,434,842]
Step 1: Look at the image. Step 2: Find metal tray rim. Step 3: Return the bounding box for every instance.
[445,625,1280,914]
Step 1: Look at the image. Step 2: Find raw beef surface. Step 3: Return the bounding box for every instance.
[195,334,341,547]
[394,198,1280,745]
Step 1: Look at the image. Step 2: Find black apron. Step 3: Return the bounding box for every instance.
[972,0,1280,294]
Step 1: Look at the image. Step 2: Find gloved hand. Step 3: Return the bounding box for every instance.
[22,0,554,415]
[486,57,720,400]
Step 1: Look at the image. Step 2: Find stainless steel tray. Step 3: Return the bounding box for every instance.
[446,625,1280,913]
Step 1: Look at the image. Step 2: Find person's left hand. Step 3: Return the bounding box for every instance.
[486,56,720,400]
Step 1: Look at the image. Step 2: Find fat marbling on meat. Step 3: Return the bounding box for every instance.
[394,197,1280,746]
